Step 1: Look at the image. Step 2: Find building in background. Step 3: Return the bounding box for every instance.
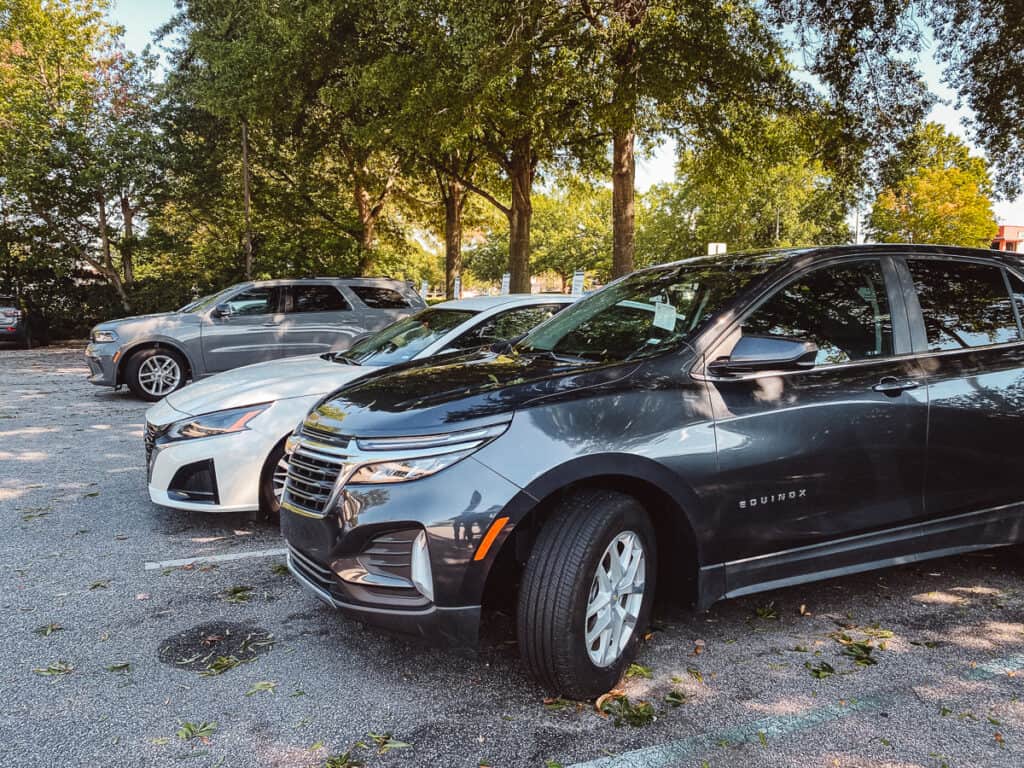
[992,225,1023,252]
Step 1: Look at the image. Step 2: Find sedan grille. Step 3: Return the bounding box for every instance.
[144,422,168,477]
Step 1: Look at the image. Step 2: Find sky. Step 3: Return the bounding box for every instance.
[109,0,1023,226]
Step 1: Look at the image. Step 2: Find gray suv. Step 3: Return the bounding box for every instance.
[86,277,425,401]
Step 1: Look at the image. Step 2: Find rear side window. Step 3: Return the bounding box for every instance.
[351,286,410,309]
[291,285,350,313]
[908,260,1020,351]
[742,260,894,365]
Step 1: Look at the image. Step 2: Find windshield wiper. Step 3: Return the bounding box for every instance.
[519,349,597,365]
[330,353,363,366]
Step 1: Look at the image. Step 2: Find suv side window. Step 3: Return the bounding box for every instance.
[290,285,350,313]
[742,260,894,365]
[449,304,565,350]
[224,287,279,316]
[908,259,1020,351]
[351,286,411,309]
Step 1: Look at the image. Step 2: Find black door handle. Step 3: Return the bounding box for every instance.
[872,377,920,395]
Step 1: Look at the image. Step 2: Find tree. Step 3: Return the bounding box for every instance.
[635,113,853,263]
[869,122,996,246]
[869,167,996,246]
[927,0,1024,197]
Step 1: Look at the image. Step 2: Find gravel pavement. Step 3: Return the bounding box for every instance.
[1,345,1023,768]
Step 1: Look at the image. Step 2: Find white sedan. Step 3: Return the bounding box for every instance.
[143,294,574,516]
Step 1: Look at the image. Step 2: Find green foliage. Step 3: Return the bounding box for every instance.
[869,123,996,247]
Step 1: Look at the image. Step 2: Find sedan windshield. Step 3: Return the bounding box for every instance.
[339,308,476,366]
[517,256,782,362]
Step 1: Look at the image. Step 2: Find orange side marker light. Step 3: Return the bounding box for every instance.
[473,516,510,561]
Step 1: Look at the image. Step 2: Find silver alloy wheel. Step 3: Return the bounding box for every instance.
[584,530,646,668]
[136,354,182,397]
[272,455,290,505]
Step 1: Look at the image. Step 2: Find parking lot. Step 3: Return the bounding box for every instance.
[1,345,1023,768]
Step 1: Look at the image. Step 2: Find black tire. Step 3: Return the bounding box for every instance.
[517,489,657,699]
[124,347,187,402]
[256,439,289,522]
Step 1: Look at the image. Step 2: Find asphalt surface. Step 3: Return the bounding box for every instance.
[1,344,1023,768]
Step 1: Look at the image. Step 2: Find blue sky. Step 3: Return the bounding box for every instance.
[108,0,1022,225]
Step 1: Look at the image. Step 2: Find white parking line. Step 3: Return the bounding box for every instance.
[143,547,288,571]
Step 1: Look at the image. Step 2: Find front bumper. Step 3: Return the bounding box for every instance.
[84,343,120,386]
[280,454,525,646]
[146,396,320,513]
[286,544,481,647]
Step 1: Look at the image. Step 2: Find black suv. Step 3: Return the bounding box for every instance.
[281,244,1024,697]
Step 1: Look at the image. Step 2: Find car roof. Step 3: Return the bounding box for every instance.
[433,294,576,311]
[237,277,413,288]
[637,243,1016,277]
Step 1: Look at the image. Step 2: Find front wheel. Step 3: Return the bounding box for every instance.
[517,490,656,699]
[125,348,187,401]
[257,439,289,522]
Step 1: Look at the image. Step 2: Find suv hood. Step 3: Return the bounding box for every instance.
[92,312,198,335]
[306,350,645,437]
[166,354,371,415]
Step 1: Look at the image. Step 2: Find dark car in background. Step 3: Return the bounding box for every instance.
[0,295,48,348]
[85,277,426,401]
[281,244,1024,697]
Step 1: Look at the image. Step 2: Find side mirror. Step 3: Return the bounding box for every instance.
[211,303,233,319]
[707,335,818,376]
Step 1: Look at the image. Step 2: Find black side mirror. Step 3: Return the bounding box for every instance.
[212,303,233,319]
[707,335,819,376]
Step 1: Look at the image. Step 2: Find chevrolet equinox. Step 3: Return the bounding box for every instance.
[281,245,1024,697]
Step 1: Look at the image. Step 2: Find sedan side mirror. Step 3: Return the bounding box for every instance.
[211,303,233,319]
[707,334,818,376]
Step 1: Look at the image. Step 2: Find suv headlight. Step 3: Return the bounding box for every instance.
[346,423,508,485]
[165,404,270,442]
[91,329,119,343]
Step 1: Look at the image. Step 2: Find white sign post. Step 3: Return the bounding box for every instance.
[707,242,727,256]
[453,275,462,299]
[571,269,585,296]
[420,280,429,297]
[500,273,510,295]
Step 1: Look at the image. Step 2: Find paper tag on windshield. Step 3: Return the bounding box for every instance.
[652,301,677,332]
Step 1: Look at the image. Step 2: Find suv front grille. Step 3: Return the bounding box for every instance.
[281,439,353,518]
[287,543,335,594]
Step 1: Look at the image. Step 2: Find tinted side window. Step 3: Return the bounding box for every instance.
[291,285,350,313]
[351,286,410,309]
[742,260,894,365]
[908,260,1020,351]
[1003,271,1024,322]
[225,287,278,316]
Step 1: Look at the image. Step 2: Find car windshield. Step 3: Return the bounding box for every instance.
[179,286,242,313]
[338,307,477,366]
[516,256,783,362]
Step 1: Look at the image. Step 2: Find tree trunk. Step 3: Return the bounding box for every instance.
[442,177,464,300]
[507,139,534,293]
[241,119,254,280]
[96,195,131,312]
[612,127,636,278]
[610,0,646,278]
[120,194,135,288]
[354,181,377,275]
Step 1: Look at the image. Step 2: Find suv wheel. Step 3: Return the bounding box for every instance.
[125,348,187,401]
[517,490,656,699]
[257,440,289,521]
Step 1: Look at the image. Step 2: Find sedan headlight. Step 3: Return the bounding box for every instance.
[345,423,508,485]
[91,329,119,343]
[165,404,270,442]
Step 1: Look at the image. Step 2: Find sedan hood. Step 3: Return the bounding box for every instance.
[166,354,371,415]
[306,350,645,437]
